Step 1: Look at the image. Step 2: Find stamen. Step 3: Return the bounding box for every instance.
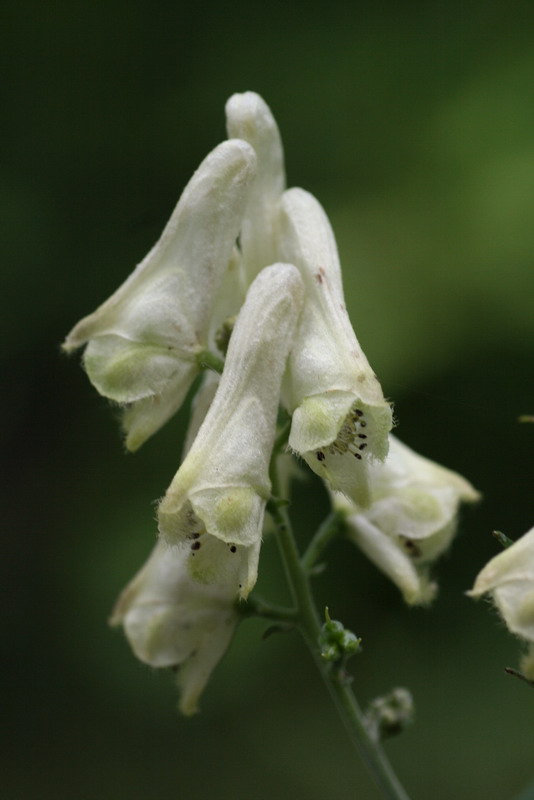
[400,537,421,558]
[315,402,372,463]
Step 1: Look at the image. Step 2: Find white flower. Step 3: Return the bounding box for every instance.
[225,95,391,506]
[279,187,393,506]
[158,263,304,598]
[63,140,256,451]
[225,91,285,281]
[334,435,479,605]
[110,541,238,715]
[469,526,534,677]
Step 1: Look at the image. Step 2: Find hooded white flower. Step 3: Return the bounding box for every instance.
[279,188,393,506]
[158,262,304,598]
[63,140,256,451]
[110,541,238,715]
[225,91,285,281]
[334,435,479,604]
[469,526,534,677]
[225,95,391,505]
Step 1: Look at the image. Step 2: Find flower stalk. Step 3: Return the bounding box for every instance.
[267,443,412,800]
[302,510,346,572]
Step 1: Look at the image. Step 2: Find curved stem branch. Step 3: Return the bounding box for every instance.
[195,349,225,375]
[239,596,298,623]
[302,509,346,572]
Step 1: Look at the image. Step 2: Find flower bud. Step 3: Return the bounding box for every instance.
[335,435,479,604]
[318,609,361,663]
[110,541,238,715]
[365,688,414,741]
[158,263,304,598]
[469,526,534,648]
[63,140,257,451]
[279,187,393,506]
[225,91,285,280]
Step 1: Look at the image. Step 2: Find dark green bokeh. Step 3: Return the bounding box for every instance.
[3,2,534,798]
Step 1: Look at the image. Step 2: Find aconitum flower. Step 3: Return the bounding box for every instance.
[158,262,304,598]
[334,436,479,604]
[469,526,534,678]
[63,140,256,451]
[280,187,393,506]
[110,541,238,715]
[225,93,391,505]
[225,91,285,281]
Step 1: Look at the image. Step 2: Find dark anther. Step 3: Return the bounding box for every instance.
[401,538,421,558]
[191,541,201,551]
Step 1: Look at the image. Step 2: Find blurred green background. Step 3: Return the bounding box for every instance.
[3,1,534,798]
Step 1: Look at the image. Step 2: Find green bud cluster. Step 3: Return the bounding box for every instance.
[318,608,361,663]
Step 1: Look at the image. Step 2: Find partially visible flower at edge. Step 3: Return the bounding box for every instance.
[334,435,480,605]
[62,139,256,451]
[110,541,239,715]
[158,262,304,599]
[279,187,393,507]
[469,526,534,679]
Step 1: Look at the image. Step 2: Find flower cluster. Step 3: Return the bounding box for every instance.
[65,92,477,710]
